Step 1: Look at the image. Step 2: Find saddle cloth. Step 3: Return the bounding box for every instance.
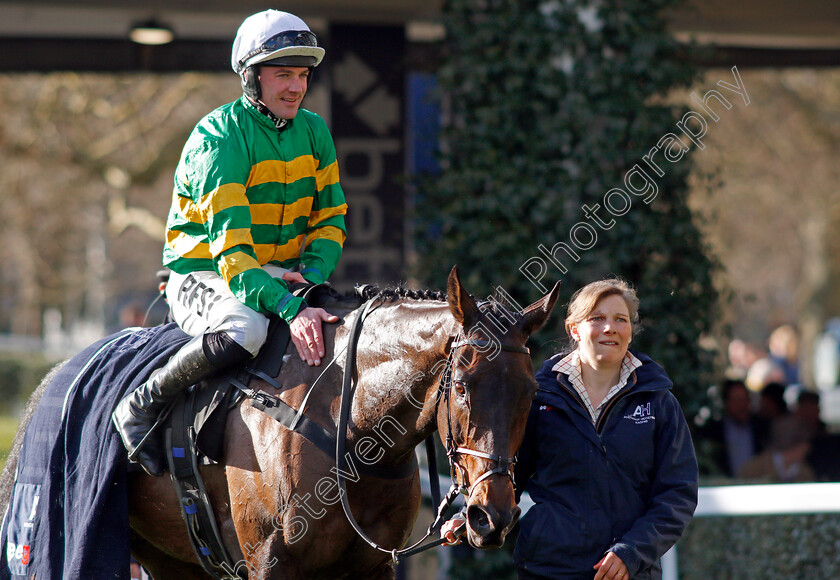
[0,324,189,580]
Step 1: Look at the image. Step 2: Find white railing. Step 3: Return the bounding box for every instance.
[662,482,840,579]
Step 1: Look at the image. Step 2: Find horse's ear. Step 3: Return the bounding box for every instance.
[447,266,480,328]
[520,281,561,338]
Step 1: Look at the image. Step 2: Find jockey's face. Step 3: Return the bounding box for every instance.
[258,65,309,119]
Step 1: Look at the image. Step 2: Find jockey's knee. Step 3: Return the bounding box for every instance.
[211,312,269,358]
[203,331,253,368]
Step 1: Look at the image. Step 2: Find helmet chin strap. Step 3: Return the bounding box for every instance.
[249,96,289,131]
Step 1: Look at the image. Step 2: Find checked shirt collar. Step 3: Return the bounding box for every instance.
[552,350,642,424]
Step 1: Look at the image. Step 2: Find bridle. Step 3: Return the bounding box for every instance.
[334,298,531,563]
[439,336,530,500]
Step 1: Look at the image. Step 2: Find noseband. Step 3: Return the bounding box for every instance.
[440,337,530,500]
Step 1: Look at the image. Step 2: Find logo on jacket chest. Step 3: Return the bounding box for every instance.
[624,402,655,424]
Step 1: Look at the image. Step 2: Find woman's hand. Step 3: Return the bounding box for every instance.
[440,514,466,545]
[593,551,628,580]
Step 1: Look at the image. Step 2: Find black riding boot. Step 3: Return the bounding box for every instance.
[112,334,217,476]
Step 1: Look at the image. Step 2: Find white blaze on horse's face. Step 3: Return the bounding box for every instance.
[443,266,560,549]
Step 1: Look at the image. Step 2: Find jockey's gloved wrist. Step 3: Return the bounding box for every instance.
[277,294,306,324]
[299,267,324,285]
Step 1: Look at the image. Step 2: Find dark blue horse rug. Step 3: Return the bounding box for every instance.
[0,324,189,580]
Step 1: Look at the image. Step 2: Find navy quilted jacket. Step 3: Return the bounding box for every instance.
[513,350,698,579]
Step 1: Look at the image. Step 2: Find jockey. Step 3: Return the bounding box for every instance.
[113,9,347,476]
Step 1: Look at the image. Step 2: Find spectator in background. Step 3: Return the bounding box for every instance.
[725,339,764,380]
[755,382,789,449]
[745,356,786,392]
[726,339,749,379]
[118,301,147,329]
[773,391,827,445]
[768,324,800,385]
[804,390,840,480]
[813,318,840,391]
[784,390,840,482]
[758,382,788,421]
[738,390,824,483]
[737,439,814,482]
[696,379,766,478]
[809,434,840,481]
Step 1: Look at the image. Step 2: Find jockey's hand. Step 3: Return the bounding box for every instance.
[281,271,307,285]
[290,307,339,366]
[440,514,467,546]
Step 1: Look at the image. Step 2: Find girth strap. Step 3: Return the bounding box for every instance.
[166,393,244,580]
[238,377,335,455]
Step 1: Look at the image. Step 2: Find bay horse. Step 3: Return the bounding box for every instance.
[6,267,559,579]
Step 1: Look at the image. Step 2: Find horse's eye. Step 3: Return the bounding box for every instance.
[453,380,467,395]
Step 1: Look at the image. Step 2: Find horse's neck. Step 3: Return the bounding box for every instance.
[349,300,456,463]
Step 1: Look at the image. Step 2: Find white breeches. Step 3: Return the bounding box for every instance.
[165,265,290,357]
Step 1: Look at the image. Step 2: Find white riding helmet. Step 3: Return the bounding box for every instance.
[231,10,325,99]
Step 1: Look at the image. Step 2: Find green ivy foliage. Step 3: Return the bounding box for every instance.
[416,0,719,421]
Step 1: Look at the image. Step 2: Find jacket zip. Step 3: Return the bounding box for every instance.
[555,379,615,455]
[595,370,640,434]
[596,388,632,434]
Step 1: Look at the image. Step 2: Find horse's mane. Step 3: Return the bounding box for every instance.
[358,284,447,302]
[355,284,522,328]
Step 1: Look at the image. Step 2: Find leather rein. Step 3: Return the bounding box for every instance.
[334,298,530,563]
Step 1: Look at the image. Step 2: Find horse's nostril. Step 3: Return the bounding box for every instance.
[466,504,494,534]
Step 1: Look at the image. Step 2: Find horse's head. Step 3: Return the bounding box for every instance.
[440,266,559,549]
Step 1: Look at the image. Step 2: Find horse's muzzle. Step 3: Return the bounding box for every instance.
[465,502,521,549]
